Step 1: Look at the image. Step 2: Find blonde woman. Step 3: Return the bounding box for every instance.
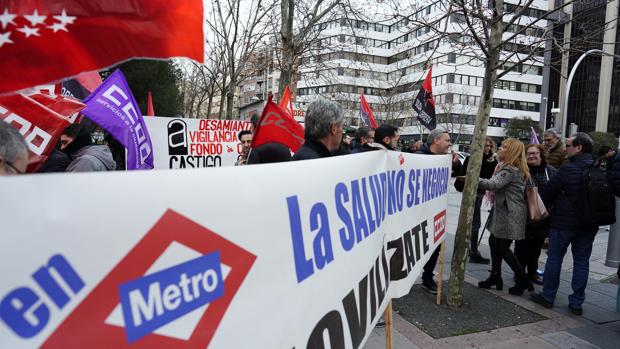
[477,138,533,295]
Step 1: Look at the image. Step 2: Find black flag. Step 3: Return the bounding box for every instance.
[412,66,436,130]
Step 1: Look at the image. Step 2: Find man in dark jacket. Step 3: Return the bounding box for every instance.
[351,126,375,153]
[367,124,399,151]
[292,98,343,160]
[531,132,598,315]
[60,124,116,172]
[416,129,462,294]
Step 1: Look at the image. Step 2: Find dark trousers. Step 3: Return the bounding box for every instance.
[470,195,483,253]
[514,237,544,277]
[489,235,527,281]
[542,229,594,307]
[422,248,440,282]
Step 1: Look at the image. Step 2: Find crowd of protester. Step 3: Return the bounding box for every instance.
[3,96,620,318]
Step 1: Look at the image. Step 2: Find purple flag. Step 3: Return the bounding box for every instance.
[81,70,153,170]
[529,127,540,145]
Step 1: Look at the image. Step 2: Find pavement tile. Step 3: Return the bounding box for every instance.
[539,331,601,349]
[568,322,620,349]
[478,336,560,349]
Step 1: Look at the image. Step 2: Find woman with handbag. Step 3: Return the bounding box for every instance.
[477,138,534,295]
[515,144,557,284]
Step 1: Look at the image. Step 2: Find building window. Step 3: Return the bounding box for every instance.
[448,53,457,63]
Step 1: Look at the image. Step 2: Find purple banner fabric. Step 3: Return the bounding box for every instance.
[81,70,154,170]
[530,127,540,145]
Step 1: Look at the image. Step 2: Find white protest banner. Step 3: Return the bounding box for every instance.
[0,151,450,349]
[144,116,251,169]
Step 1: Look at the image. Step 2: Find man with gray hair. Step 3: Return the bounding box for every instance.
[543,128,567,169]
[416,128,462,294]
[0,119,29,175]
[292,97,344,160]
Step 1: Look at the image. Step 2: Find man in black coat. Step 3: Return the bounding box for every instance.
[292,98,343,160]
[351,126,375,153]
[417,129,462,294]
[531,132,598,315]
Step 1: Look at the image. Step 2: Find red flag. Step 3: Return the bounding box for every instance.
[147,91,155,116]
[359,92,378,129]
[412,66,436,130]
[0,94,75,172]
[0,1,204,95]
[29,93,86,123]
[279,85,294,116]
[252,96,304,152]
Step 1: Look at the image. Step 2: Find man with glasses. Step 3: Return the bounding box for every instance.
[351,126,375,153]
[543,128,567,169]
[0,119,29,175]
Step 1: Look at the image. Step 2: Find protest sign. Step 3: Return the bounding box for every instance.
[144,117,252,169]
[0,151,450,348]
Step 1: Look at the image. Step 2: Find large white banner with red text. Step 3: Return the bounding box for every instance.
[0,151,450,348]
[144,117,251,169]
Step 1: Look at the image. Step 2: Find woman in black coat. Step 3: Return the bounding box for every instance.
[515,144,557,284]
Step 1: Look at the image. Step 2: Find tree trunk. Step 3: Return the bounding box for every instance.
[447,2,503,307]
[279,0,294,97]
[226,89,234,120]
[218,87,227,119]
[206,89,214,119]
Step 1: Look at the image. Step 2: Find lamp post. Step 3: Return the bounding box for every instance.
[561,49,604,137]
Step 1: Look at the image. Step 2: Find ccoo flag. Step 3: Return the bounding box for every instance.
[252,95,304,152]
[412,66,436,130]
[359,92,378,129]
[81,69,154,170]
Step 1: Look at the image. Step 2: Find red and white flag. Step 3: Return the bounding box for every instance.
[279,85,294,117]
[0,1,204,95]
[359,92,378,129]
[0,93,85,172]
[252,96,304,152]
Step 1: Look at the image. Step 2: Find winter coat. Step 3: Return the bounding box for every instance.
[457,151,498,195]
[546,142,568,169]
[478,165,527,240]
[541,153,598,234]
[525,162,557,239]
[292,139,333,160]
[66,145,116,172]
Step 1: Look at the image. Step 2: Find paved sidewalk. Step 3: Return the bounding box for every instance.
[365,182,620,349]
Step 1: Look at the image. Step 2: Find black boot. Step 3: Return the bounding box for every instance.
[509,276,534,295]
[478,272,503,290]
[470,251,490,264]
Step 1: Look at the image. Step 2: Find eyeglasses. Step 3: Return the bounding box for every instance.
[2,158,24,174]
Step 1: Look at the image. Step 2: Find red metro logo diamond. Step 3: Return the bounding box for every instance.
[42,209,256,348]
[434,210,446,243]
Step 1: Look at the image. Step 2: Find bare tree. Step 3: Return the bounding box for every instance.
[377,0,616,306]
[206,0,276,119]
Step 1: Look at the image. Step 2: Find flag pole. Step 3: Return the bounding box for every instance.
[436,241,446,305]
[384,301,393,349]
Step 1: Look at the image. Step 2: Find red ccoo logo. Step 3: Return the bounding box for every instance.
[434,210,446,243]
